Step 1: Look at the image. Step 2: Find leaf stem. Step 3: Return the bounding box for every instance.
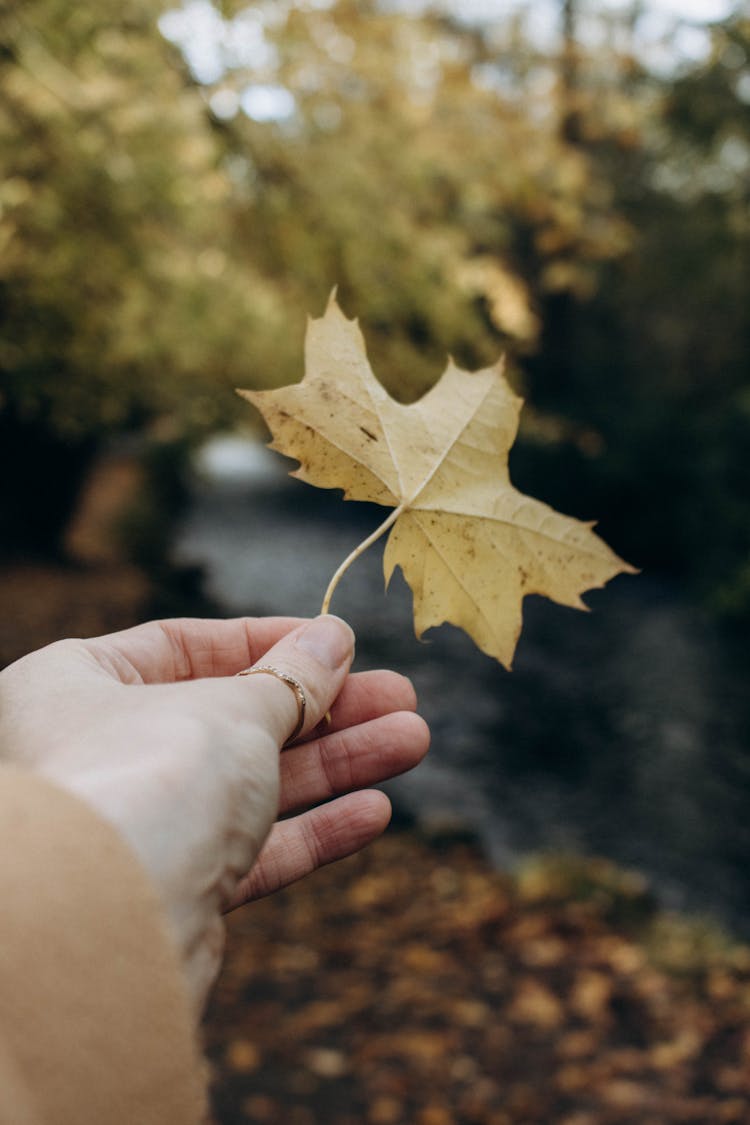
[321,502,406,615]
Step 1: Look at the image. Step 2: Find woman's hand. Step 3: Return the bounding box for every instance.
[0,615,429,1013]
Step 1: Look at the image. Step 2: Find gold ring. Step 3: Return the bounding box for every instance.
[235,664,307,744]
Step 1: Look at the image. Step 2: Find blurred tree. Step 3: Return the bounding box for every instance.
[638,14,750,614]
[518,11,750,615]
[0,0,286,549]
[199,2,630,396]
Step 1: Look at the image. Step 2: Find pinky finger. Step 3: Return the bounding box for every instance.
[225,790,391,909]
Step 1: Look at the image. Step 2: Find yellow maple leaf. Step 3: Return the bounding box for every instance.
[238,294,635,668]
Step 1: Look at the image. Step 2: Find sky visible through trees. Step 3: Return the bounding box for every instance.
[161,0,742,123]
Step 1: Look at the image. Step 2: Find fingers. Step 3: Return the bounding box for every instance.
[227,616,355,747]
[279,710,430,815]
[310,668,417,735]
[225,790,392,908]
[225,702,429,906]
[85,616,306,684]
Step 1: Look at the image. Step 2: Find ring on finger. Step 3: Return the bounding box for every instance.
[235,664,307,745]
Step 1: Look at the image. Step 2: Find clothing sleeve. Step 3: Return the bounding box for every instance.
[0,767,208,1125]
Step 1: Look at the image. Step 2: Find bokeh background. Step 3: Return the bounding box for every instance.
[2,1,750,1121]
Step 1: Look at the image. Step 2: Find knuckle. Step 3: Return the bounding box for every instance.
[319,732,354,796]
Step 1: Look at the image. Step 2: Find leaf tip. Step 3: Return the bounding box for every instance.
[326,285,339,312]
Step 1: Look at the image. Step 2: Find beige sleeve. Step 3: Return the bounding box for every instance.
[0,767,208,1125]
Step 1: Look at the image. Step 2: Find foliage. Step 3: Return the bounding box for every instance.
[516,14,750,613]
[1,0,748,615]
[0,0,284,442]
[210,2,629,400]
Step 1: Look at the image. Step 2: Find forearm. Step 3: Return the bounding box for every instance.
[0,767,207,1125]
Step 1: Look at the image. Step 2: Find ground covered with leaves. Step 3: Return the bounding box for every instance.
[206,834,750,1125]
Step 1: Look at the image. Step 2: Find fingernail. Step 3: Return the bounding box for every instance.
[295,615,354,670]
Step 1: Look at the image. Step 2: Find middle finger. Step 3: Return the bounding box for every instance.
[307,668,418,738]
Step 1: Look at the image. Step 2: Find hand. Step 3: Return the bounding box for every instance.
[0,615,429,1013]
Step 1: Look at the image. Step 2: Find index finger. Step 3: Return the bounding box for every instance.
[84,616,307,684]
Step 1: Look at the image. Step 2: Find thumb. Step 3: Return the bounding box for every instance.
[233,615,355,747]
